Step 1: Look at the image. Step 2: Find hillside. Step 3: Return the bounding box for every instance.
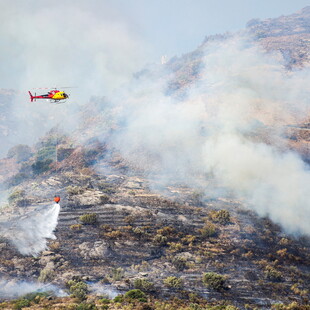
[0,6,310,310]
[246,6,310,69]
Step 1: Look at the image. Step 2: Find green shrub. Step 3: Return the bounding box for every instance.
[79,213,98,225]
[124,289,146,300]
[113,295,124,303]
[163,276,183,289]
[21,292,50,303]
[67,280,88,300]
[32,158,53,175]
[8,189,25,204]
[98,298,110,304]
[13,299,31,310]
[76,303,96,310]
[133,278,155,292]
[35,145,56,161]
[202,272,226,290]
[209,210,231,225]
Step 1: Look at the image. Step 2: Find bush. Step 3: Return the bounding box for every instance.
[181,235,196,245]
[67,280,88,300]
[21,292,50,303]
[70,224,83,231]
[100,195,110,204]
[167,242,184,253]
[8,189,25,203]
[13,299,31,310]
[113,295,124,303]
[209,210,231,225]
[271,302,309,310]
[202,272,226,290]
[124,289,146,301]
[76,303,96,310]
[79,213,98,225]
[152,234,168,246]
[104,230,123,239]
[32,158,53,175]
[98,298,110,304]
[199,222,218,238]
[171,257,187,271]
[133,278,155,292]
[163,276,183,289]
[66,186,85,195]
[265,266,283,282]
[156,226,175,236]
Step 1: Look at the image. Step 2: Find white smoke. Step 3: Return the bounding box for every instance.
[88,282,120,299]
[108,35,310,235]
[0,203,60,256]
[0,277,67,299]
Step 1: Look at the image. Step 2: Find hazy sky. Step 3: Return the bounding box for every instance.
[112,0,309,59]
[0,0,309,90]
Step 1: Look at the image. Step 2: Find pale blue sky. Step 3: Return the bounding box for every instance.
[112,0,309,59]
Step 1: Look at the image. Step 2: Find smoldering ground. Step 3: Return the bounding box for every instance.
[0,277,67,299]
[106,35,310,236]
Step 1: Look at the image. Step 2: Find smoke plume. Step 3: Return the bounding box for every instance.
[108,36,310,235]
[0,277,67,299]
[0,203,60,256]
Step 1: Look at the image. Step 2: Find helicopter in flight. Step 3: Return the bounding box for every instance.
[28,88,70,103]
